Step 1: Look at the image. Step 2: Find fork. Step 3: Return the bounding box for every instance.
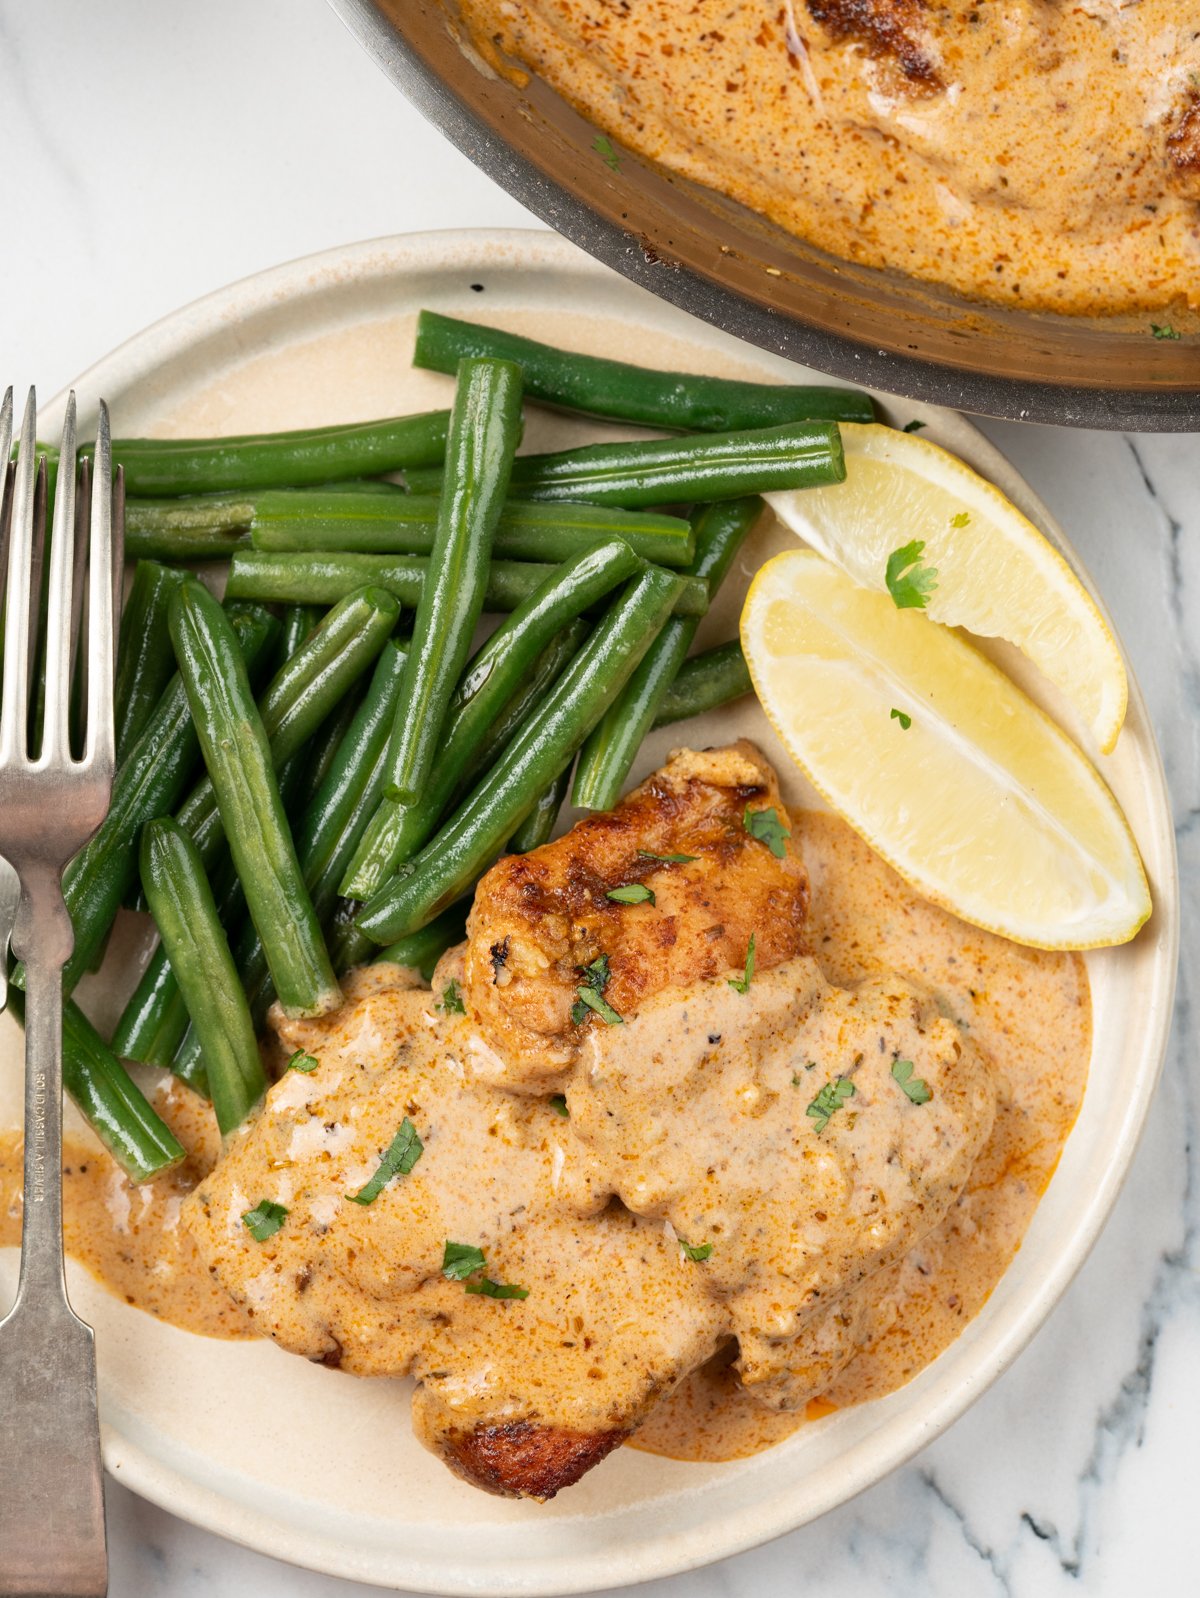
[0,386,119,1597]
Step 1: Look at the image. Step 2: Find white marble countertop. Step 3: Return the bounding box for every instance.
[3,1,1196,1594]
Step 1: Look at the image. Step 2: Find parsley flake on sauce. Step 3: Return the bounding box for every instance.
[571,953,623,1026]
[807,1078,856,1133]
[743,805,790,859]
[1151,323,1181,341]
[607,883,655,906]
[890,707,912,730]
[902,419,927,433]
[680,1239,713,1262]
[885,540,939,609]
[891,1058,933,1105]
[442,1241,487,1280]
[287,1048,319,1073]
[437,979,466,1015]
[465,1278,530,1300]
[242,1199,288,1241]
[637,849,698,864]
[442,1241,528,1299]
[592,133,621,171]
[346,1118,424,1205]
[728,933,756,994]
[548,1094,569,1117]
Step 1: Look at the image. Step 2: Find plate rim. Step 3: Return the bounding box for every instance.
[42,227,1180,1596]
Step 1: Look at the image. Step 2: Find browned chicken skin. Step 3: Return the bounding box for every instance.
[463,741,809,1086]
[184,745,996,1500]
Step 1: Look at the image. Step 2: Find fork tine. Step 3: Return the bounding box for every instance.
[84,401,115,769]
[0,386,11,474]
[41,394,78,761]
[0,389,39,762]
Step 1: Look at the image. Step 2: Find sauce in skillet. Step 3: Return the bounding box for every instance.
[457,0,1200,316]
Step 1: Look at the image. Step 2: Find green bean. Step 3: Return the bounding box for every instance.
[573,498,761,809]
[232,642,409,1024]
[373,900,470,978]
[508,766,571,854]
[140,818,266,1136]
[248,491,695,567]
[6,987,185,1184]
[173,584,400,871]
[342,539,636,898]
[345,619,588,900]
[278,602,324,663]
[387,358,524,804]
[224,549,710,616]
[110,942,192,1071]
[114,562,187,761]
[169,581,341,1018]
[413,310,876,430]
[653,640,753,727]
[404,418,845,507]
[102,410,452,496]
[356,565,685,944]
[33,603,278,997]
[123,479,409,559]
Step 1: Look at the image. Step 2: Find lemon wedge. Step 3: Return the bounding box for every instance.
[765,423,1128,754]
[741,550,1150,949]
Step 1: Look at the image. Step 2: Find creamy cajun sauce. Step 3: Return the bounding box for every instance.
[458,0,1200,315]
[0,812,1088,1464]
[0,1075,252,1340]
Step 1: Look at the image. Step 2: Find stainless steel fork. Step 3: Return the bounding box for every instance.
[0,387,119,1597]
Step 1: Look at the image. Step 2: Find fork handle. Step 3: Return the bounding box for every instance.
[0,868,107,1596]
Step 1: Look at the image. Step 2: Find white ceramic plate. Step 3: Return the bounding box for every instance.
[0,231,1178,1595]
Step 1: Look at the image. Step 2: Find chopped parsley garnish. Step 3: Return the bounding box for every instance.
[592,133,621,171]
[574,986,624,1026]
[637,849,698,864]
[890,707,912,730]
[743,805,790,859]
[242,1199,288,1241]
[571,953,623,1025]
[891,1058,933,1105]
[286,1048,319,1073]
[885,540,939,610]
[680,1239,713,1262]
[442,1241,487,1281]
[728,933,756,994]
[950,511,970,528]
[437,979,466,1015]
[548,1094,569,1117]
[607,883,655,906]
[902,419,927,433]
[442,1241,527,1299]
[1151,323,1181,341]
[465,1278,530,1300]
[806,1077,856,1133]
[346,1118,424,1205]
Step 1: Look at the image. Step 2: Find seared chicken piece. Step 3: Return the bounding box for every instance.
[806,0,941,88]
[568,960,996,1410]
[185,746,995,1500]
[463,741,809,1087]
[184,965,723,1498]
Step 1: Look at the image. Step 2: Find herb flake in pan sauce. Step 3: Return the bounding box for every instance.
[437,979,466,1015]
[443,1241,528,1299]
[728,933,756,994]
[680,1239,713,1262]
[287,1048,319,1073]
[892,1058,933,1105]
[572,953,623,1025]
